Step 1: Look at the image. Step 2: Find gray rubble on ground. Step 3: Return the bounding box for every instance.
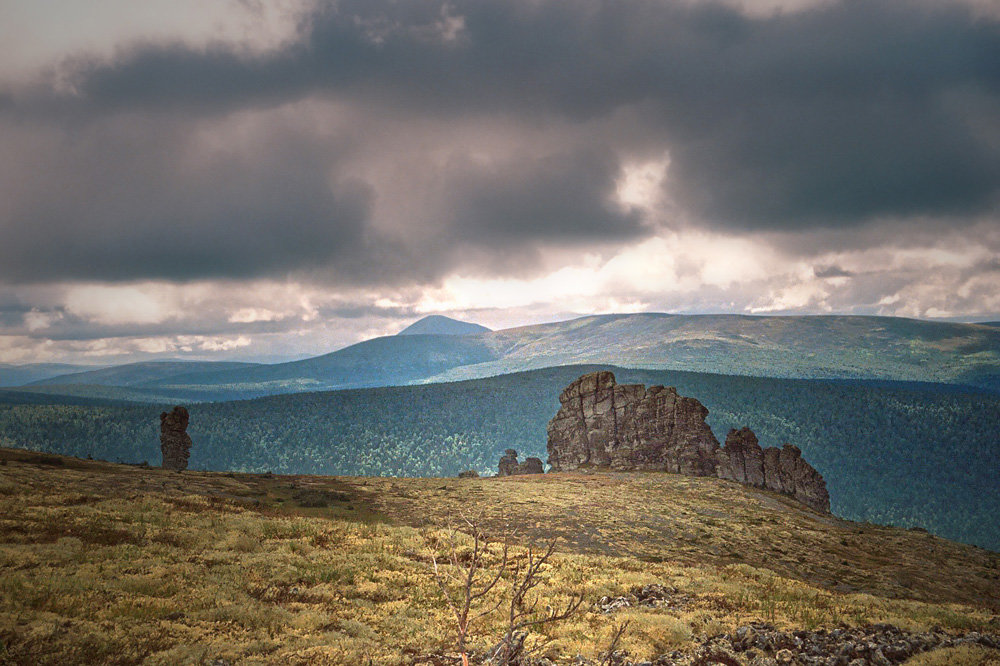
[596,584,694,614]
[416,622,999,665]
[597,622,999,666]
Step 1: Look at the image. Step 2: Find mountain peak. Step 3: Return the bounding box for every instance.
[397,315,491,336]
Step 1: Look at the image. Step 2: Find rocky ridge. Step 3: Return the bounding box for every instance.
[159,405,193,471]
[546,372,830,512]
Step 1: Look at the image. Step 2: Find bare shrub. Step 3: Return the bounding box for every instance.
[427,514,584,665]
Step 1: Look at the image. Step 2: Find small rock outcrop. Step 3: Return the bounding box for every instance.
[498,449,519,476]
[547,372,830,512]
[497,449,544,476]
[519,457,545,475]
[159,406,193,471]
[717,428,831,513]
[457,469,480,479]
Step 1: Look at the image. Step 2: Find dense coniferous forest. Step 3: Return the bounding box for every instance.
[1,365,998,550]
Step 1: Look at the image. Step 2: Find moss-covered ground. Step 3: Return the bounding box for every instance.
[1,448,997,665]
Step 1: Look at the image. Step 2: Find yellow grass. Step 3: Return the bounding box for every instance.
[0,448,997,665]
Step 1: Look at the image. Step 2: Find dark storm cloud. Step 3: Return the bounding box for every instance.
[0,113,386,284]
[0,306,29,329]
[814,265,855,279]
[448,147,644,244]
[1,0,998,285]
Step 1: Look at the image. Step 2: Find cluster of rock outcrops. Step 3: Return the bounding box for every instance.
[497,449,544,476]
[159,406,193,471]
[546,372,830,512]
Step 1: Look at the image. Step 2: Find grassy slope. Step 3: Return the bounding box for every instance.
[1,449,998,665]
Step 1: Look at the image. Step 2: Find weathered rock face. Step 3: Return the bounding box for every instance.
[778,444,830,513]
[497,449,545,476]
[497,449,519,476]
[547,372,830,512]
[717,429,831,512]
[519,457,544,475]
[716,427,765,487]
[159,406,193,471]
[547,371,720,475]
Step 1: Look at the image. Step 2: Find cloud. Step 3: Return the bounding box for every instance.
[814,265,854,279]
[0,1,994,275]
[446,146,645,245]
[0,221,996,364]
[0,106,378,283]
[0,0,998,362]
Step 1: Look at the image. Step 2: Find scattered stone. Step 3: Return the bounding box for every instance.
[159,406,193,471]
[691,623,998,666]
[597,584,691,614]
[557,622,1000,665]
[546,372,830,511]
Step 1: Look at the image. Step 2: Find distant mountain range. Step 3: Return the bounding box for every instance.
[0,363,102,387]
[3,313,999,402]
[27,360,260,388]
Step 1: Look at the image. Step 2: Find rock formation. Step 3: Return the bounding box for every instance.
[498,449,519,476]
[497,449,544,476]
[547,372,830,512]
[519,456,545,475]
[716,428,830,513]
[547,371,720,475]
[159,406,193,471]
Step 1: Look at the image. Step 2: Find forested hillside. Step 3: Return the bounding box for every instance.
[1,365,998,550]
[13,313,1000,400]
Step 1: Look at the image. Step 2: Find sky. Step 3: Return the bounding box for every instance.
[0,0,998,365]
